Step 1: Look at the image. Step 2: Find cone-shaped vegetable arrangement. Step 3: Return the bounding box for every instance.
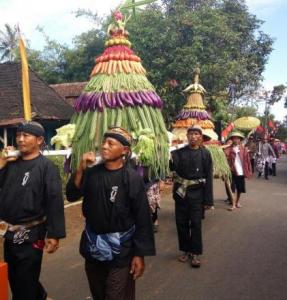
[172,68,218,142]
[172,69,230,180]
[70,11,169,178]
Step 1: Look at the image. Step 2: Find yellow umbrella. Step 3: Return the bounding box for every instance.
[234,116,260,130]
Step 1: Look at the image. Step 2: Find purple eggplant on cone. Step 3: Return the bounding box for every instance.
[120,91,134,106]
[128,92,142,105]
[98,96,104,112]
[115,92,124,108]
[81,94,91,111]
[91,93,100,111]
[140,91,153,106]
[110,93,117,108]
[102,92,111,108]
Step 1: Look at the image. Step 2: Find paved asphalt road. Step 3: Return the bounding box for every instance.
[2,157,287,300]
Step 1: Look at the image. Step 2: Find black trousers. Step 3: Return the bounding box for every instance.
[250,158,255,173]
[151,207,159,223]
[265,162,269,179]
[272,163,276,176]
[85,260,135,300]
[4,239,47,300]
[175,188,204,255]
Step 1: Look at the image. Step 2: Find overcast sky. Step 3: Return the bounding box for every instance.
[0,0,286,120]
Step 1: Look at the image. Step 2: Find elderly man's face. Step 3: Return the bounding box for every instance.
[101,137,129,161]
[187,131,202,147]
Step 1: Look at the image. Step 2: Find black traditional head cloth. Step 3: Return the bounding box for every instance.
[17,121,45,137]
[103,126,132,147]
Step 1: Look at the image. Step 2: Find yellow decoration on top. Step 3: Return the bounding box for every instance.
[183,68,207,95]
[19,35,32,121]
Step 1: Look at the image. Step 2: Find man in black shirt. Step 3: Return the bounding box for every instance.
[170,125,213,268]
[66,127,155,300]
[0,121,66,300]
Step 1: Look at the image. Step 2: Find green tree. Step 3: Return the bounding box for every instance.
[251,85,287,128]
[275,123,287,142]
[267,84,286,105]
[125,0,273,122]
[62,29,105,82]
[24,0,274,125]
[23,27,69,83]
[27,28,105,84]
[0,24,18,62]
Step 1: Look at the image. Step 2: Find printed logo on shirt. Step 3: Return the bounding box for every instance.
[22,172,30,186]
[110,186,118,203]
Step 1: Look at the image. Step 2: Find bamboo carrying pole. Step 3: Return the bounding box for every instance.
[3,129,7,148]
[0,262,8,300]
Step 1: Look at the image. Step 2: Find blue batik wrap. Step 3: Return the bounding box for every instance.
[85,223,135,261]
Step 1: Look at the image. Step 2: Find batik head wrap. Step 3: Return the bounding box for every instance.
[103,127,132,147]
[17,121,45,137]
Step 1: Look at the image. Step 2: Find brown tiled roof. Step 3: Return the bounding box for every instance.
[50,82,87,107]
[0,62,74,126]
[50,82,87,98]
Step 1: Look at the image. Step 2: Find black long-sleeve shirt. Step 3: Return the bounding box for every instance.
[170,146,214,206]
[66,163,155,263]
[0,155,66,239]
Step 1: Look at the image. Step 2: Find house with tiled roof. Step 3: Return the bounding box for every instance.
[50,82,87,107]
[0,62,74,147]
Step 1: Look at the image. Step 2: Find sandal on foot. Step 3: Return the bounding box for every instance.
[236,204,242,208]
[191,255,201,268]
[227,207,236,211]
[178,253,190,263]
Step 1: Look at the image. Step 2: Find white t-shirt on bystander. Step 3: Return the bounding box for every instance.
[233,146,244,176]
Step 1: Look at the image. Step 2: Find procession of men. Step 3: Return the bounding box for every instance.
[1,122,286,300]
[0,1,286,299]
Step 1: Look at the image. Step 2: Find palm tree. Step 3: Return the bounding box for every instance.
[0,24,19,62]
